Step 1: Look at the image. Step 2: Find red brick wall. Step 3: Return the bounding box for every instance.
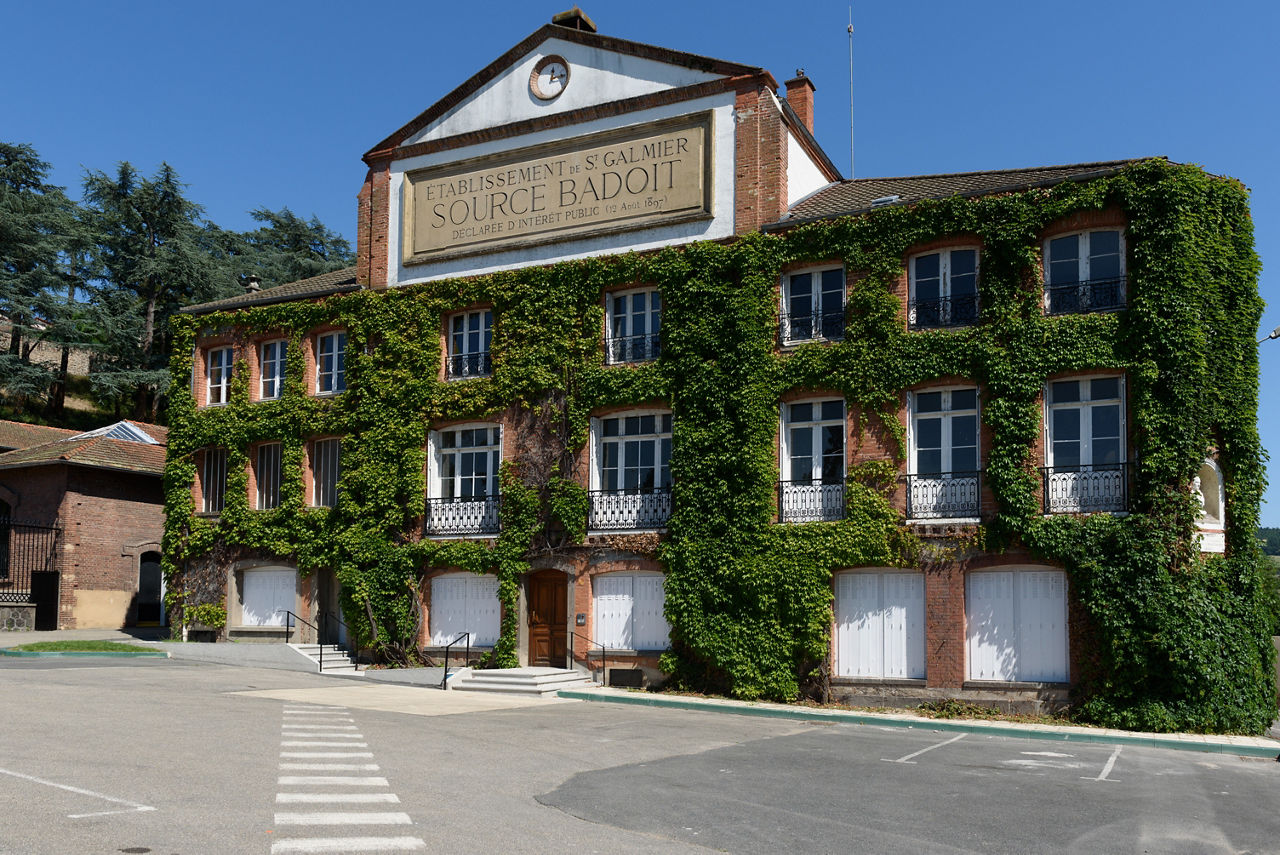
[733,84,787,234]
[58,467,164,629]
[0,465,65,524]
[357,162,392,289]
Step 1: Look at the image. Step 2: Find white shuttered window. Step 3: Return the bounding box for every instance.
[966,569,1068,682]
[834,571,926,679]
[593,573,669,651]
[430,573,500,646]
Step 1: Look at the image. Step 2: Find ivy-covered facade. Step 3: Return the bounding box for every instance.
[165,13,1274,733]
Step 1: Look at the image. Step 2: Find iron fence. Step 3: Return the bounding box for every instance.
[605,333,661,364]
[778,481,845,523]
[588,488,672,530]
[445,351,492,379]
[0,518,61,603]
[906,472,982,519]
[1045,277,1126,315]
[424,496,501,536]
[908,294,980,329]
[1042,462,1129,514]
[780,310,845,344]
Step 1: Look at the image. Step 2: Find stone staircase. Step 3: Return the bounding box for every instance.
[449,666,594,697]
[290,643,360,674]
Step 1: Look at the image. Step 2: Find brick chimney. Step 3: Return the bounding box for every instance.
[784,70,816,134]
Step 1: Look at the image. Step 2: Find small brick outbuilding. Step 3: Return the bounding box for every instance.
[0,420,166,630]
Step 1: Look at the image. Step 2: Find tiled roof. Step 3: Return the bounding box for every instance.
[0,424,168,476]
[180,267,361,315]
[0,420,77,452]
[772,159,1154,228]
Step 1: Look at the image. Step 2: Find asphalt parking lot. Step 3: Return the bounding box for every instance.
[1,656,1276,854]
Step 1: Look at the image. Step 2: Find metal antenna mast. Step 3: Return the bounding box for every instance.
[847,7,855,179]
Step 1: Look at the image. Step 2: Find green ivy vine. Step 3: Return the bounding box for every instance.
[164,159,1275,733]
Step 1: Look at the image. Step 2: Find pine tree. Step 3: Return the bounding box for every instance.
[81,162,238,419]
[229,206,354,290]
[0,143,81,412]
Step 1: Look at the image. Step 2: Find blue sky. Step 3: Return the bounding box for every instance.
[4,1,1278,520]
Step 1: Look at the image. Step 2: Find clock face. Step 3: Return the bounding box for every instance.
[531,56,570,100]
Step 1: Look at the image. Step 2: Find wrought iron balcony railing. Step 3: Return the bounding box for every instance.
[906,472,982,520]
[605,333,661,365]
[908,294,980,329]
[446,351,492,380]
[424,496,501,536]
[1041,463,1129,514]
[779,310,846,344]
[778,480,846,523]
[1045,277,1127,316]
[588,488,672,531]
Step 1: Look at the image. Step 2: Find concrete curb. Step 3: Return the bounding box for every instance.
[557,688,1280,760]
[0,649,169,658]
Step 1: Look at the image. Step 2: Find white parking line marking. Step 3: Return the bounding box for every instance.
[274,812,412,826]
[1083,745,1122,782]
[278,776,389,786]
[0,767,156,819]
[280,763,381,771]
[282,724,358,730]
[280,734,365,740]
[276,793,402,804]
[280,752,375,759]
[882,733,967,764]
[1022,751,1074,757]
[281,741,369,747]
[284,711,355,716]
[270,837,426,853]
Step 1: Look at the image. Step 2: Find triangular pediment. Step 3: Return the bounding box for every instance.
[366,24,763,159]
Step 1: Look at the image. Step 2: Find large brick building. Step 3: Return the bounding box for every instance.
[0,420,167,630]
[169,9,1255,713]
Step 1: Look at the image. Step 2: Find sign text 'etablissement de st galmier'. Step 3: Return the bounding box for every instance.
[403,114,712,263]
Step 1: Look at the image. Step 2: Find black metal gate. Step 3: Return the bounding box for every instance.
[0,517,62,605]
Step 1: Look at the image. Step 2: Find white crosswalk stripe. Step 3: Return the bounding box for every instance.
[271,704,424,853]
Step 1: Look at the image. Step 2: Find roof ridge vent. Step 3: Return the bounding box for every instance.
[870,194,901,208]
[551,6,597,32]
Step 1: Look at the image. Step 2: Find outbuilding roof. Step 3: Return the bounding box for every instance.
[0,421,77,452]
[0,421,168,476]
[179,266,360,316]
[770,159,1152,229]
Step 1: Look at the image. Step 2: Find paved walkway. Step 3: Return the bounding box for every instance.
[558,687,1280,759]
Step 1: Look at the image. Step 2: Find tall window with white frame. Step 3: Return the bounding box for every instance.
[780,399,845,522]
[201,447,228,513]
[315,332,346,395]
[1045,229,1125,315]
[781,267,845,344]
[311,438,341,508]
[1044,376,1126,513]
[256,443,283,510]
[908,388,980,519]
[909,249,979,329]
[260,340,287,400]
[447,309,492,379]
[606,288,661,364]
[206,347,233,406]
[591,412,672,531]
[426,425,501,536]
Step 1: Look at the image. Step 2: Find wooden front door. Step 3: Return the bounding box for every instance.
[528,570,568,667]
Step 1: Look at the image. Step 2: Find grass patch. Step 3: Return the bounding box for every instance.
[10,640,156,653]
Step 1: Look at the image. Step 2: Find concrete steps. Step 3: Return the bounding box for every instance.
[450,666,594,697]
[290,643,360,674]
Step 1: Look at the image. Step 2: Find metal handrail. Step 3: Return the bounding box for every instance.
[569,630,608,685]
[278,609,323,672]
[440,631,471,690]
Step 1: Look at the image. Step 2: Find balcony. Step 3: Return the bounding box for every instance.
[605,333,660,365]
[588,488,672,531]
[1041,463,1129,514]
[908,295,979,330]
[424,496,500,536]
[906,472,981,520]
[446,351,492,380]
[778,480,845,523]
[780,310,845,345]
[1045,277,1126,316]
